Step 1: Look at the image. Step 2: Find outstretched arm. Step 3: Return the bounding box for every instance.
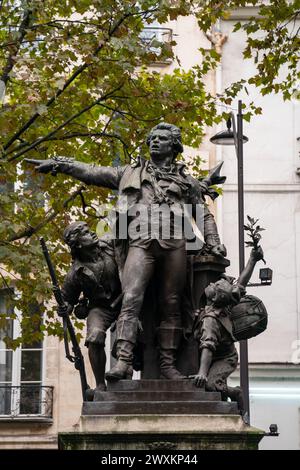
[238,246,264,288]
[25,157,126,190]
[193,348,213,388]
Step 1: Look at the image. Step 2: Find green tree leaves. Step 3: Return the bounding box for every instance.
[0,0,299,346]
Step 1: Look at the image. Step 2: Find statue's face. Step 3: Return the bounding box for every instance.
[76,224,98,248]
[149,129,174,160]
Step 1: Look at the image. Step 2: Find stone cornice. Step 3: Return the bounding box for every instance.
[223,6,261,21]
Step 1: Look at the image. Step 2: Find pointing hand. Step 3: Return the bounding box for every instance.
[24,158,56,174]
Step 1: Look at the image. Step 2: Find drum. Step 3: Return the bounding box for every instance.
[231,295,268,341]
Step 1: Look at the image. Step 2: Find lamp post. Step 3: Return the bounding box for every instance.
[210,99,250,422]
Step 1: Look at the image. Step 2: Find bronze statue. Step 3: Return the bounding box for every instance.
[191,245,265,415]
[58,221,121,395]
[26,122,226,382]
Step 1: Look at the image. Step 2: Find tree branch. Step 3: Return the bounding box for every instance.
[7,185,86,242]
[78,190,99,219]
[6,82,125,161]
[5,130,129,156]
[0,7,33,86]
[31,19,106,28]
[3,10,135,152]
[41,130,128,145]
[0,271,15,297]
[96,102,161,122]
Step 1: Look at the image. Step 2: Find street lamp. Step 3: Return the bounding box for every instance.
[248,267,273,287]
[210,115,248,146]
[210,99,251,422]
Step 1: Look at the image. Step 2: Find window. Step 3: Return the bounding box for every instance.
[0,291,53,419]
[140,27,173,64]
[0,297,13,415]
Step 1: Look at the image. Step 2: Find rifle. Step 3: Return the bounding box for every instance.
[40,237,90,401]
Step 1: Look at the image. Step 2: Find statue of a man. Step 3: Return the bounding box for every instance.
[59,221,121,394]
[26,122,225,381]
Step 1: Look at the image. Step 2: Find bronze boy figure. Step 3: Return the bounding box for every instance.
[192,245,265,415]
[59,221,121,396]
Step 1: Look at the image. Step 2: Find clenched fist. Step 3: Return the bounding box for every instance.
[57,302,73,317]
[250,245,264,262]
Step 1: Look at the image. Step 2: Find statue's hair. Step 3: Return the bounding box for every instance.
[146,122,183,158]
[213,278,241,306]
[63,221,88,257]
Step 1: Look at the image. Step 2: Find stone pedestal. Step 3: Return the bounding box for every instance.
[58,379,264,450]
[59,414,264,450]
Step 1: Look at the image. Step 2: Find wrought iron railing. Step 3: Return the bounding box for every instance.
[140,27,173,63]
[0,385,53,420]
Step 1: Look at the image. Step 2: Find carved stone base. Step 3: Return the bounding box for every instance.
[58,414,264,450]
[58,379,264,450]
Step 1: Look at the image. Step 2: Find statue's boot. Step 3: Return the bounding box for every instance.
[105,320,137,381]
[92,383,107,401]
[157,326,185,380]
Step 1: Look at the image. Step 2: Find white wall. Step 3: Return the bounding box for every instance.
[220,19,300,363]
[220,16,300,449]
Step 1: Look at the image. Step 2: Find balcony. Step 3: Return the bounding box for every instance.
[0,385,54,422]
[140,27,173,64]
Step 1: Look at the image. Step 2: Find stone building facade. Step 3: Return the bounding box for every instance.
[1,5,299,450]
